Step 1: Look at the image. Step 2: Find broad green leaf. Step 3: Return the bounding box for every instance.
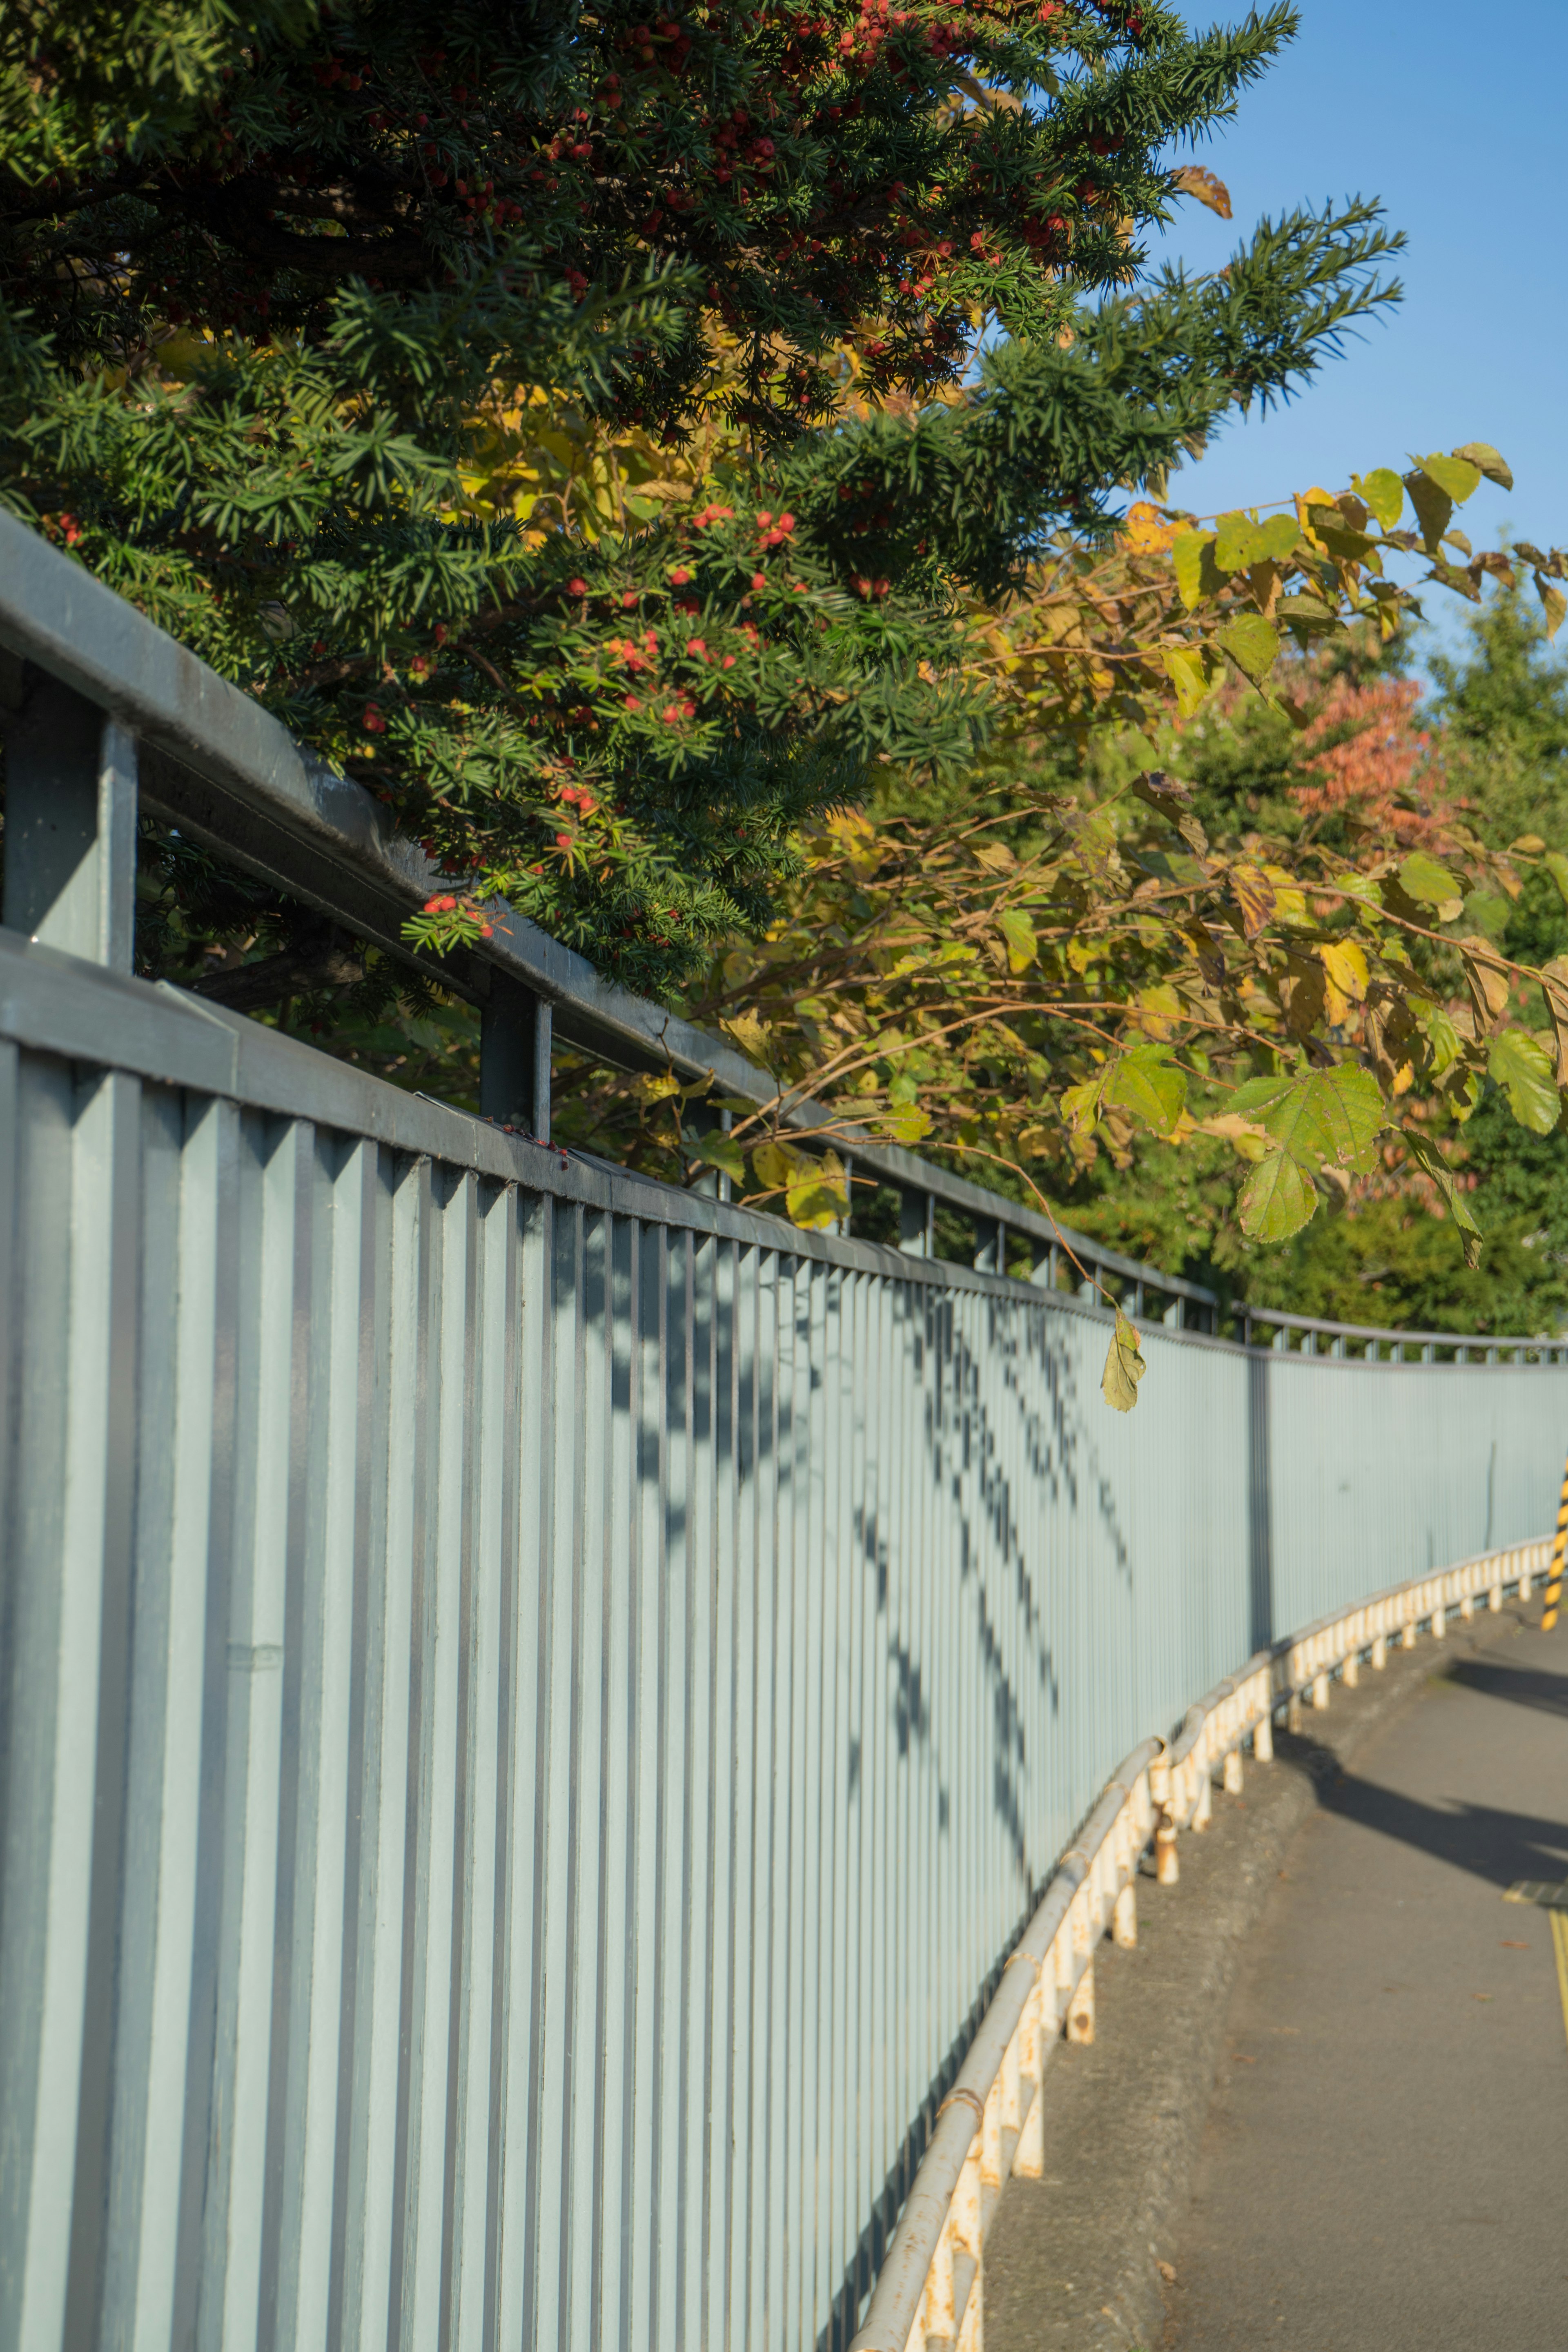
[1216,613,1280,686]
[1101,1307,1146,1412]
[1543,850,1568,911]
[1060,1077,1102,1135]
[786,1148,850,1229]
[1397,850,1463,906]
[1171,531,1215,610]
[1452,441,1513,492]
[691,1129,745,1184]
[1488,1029,1559,1134]
[1353,468,1404,528]
[1399,1130,1483,1269]
[1229,1064,1383,1174]
[1254,514,1303,564]
[1238,1145,1318,1241]
[1403,468,1452,553]
[1213,510,1264,571]
[1161,644,1210,717]
[996,907,1038,973]
[1535,572,1567,641]
[1274,593,1342,636]
[1415,450,1482,503]
[882,1103,933,1145]
[1102,1044,1187,1136]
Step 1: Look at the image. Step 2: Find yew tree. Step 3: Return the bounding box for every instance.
[4,0,1404,990]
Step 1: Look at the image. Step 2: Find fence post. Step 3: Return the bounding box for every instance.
[900,1188,935,1257]
[2,671,137,971]
[480,967,552,1141]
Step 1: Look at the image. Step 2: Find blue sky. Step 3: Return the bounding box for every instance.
[1142,1,1568,657]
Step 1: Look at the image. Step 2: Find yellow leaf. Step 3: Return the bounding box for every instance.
[1318,940,1368,1025]
[1101,1308,1146,1413]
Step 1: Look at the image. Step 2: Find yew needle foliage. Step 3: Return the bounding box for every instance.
[5,0,1402,991]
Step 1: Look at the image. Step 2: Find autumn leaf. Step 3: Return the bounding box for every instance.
[1396,850,1462,911]
[1101,1307,1147,1412]
[1540,955,1568,1085]
[1459,935,1512,1033]
[1229,862,1276,939]
[1170,163,1231,218]
[1451,441,1513,492]
[1238,1143,1318,1241]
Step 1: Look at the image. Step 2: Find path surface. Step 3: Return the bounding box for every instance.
[1166,1612,1568,2351]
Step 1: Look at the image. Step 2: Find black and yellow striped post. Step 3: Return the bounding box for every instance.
[1543,1449,1568,1632]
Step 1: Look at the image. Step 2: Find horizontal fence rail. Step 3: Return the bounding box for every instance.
[3,526,1568,2352]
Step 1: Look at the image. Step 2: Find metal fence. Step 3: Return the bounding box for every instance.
[2,522,1566,2352]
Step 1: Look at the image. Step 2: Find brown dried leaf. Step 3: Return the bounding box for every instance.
[1459,934,1512,1033]
[1171,164,1232,219]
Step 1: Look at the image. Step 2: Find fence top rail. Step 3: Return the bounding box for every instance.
[0,512,1221,1302]
[1241,1301,1560,1352]
[6,513,1562,1357]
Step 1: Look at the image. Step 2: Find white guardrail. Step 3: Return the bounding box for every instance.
[848,1537,1552,2352]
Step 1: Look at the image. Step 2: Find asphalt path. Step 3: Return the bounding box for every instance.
[1166,1612,1568,2351]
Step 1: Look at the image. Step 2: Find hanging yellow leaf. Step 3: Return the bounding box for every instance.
[1161,644,1210,716]
[1318,939,1368,1024]
[1535,572,1567,641]
[1101,1307,1146,1412]
[786,1148,851,1229]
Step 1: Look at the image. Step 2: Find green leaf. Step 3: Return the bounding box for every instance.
[1399,1131,1483,1268]
[1216,613,1281,687]
[882,1103,933,1145]
[1488,1029,1559,1134]
[1101,1043,1187,1136]
[1414,451,1482,504]
[1171,531,1215,610]
[1451,441,1512,492]
[1160,644,1211,717]
[691,1129,746,1184]
[1229,1065,1385,1211]
[1212,511,1262,571]
[1101,1307,1146,1413]
[1254,514,1303,564]
[1544,850,1568,911]
[1535,572,1567,642]
[1403,468,1453,554]
[996,907,1038,972]
[1238,1144,1319,1241]
[1396,849,1462,906]
[1353,468,1404,529]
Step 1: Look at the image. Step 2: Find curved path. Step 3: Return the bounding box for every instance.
[1166,1611,1568,2350]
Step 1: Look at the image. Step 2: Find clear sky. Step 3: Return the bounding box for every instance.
[1145,0,1568,625]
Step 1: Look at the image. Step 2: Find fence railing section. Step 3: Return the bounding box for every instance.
[3,522,1567,2352]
